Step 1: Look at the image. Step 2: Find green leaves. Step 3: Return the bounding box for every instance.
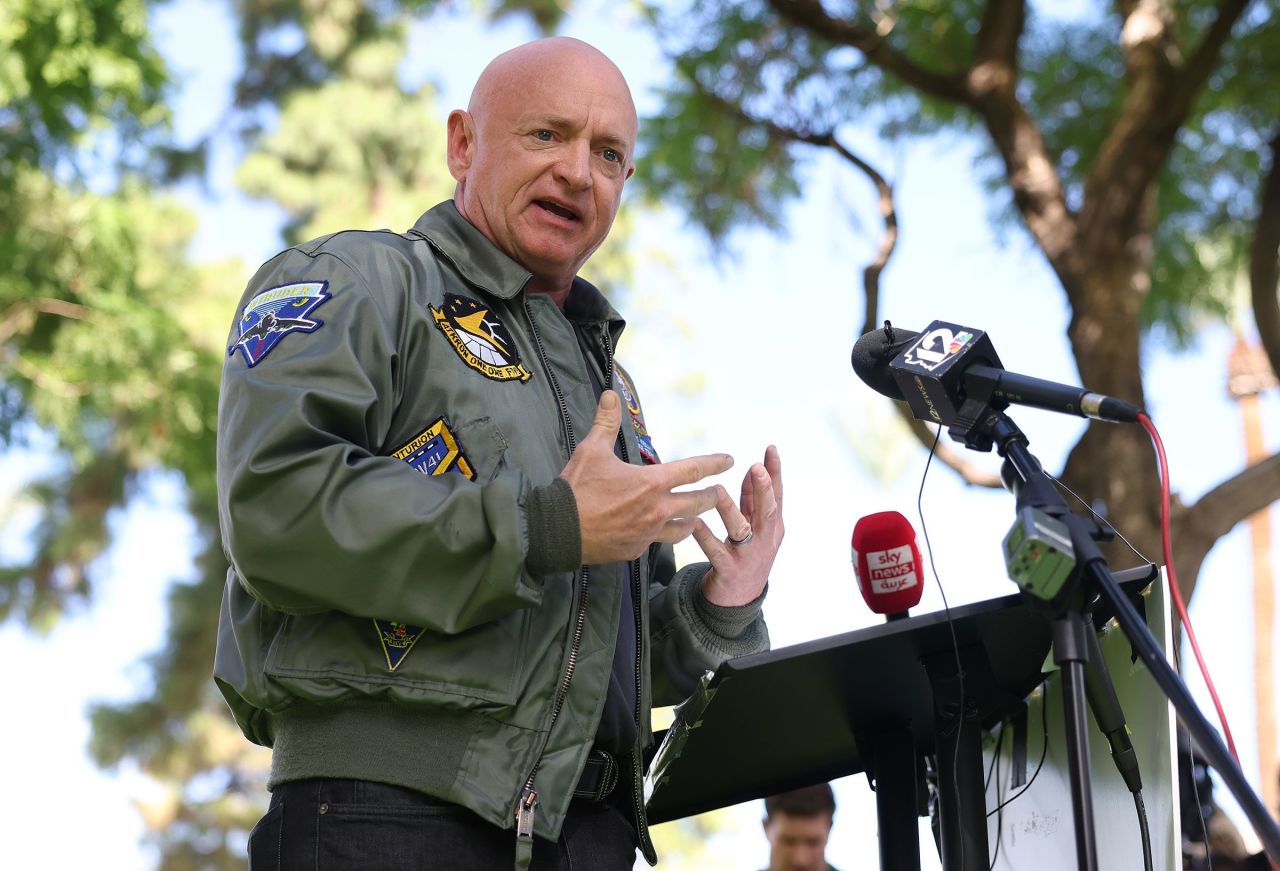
[0,0,169,176]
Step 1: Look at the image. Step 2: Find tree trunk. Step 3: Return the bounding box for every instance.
[1059,234,1163,570]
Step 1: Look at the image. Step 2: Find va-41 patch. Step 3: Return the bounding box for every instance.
[390,416,477,480]
[429,294,532,382]
[374,416,476,671]
[228,280,331,367]
[614,364,659,464]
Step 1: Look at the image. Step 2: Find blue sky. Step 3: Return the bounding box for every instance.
[2,0,1278,868]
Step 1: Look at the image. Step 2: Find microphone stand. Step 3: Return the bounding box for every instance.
[988,412,1100,871]
[979,410,1280,869]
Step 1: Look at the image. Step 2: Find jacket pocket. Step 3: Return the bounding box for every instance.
[263,606,530,708]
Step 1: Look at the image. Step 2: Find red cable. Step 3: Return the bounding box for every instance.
[1138,411,1241,765]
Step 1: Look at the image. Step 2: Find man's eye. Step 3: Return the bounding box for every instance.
[602,148,621,163]
[533,130,553,141]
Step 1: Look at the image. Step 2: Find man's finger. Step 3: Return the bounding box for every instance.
[689,517,727,560]
[654,516,700,545]
[660,452,734,487]
[749,463,777,525]
[584,389,623,443]
[765,445,783,507]
[666,485,721,520]
[712,483,751,541]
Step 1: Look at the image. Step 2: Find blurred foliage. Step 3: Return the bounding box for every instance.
[0,0,584,867]
[5,0,1277,867]
[0,0,170,180]
[638,0,1280,339]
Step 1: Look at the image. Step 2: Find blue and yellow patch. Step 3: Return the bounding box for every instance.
[229,280,331,367]
[390,416,477,480]
[429,293,532,383]
[614,364,659,465]
[374,416,475,671]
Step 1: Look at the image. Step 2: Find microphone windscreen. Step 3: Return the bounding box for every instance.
[852,510,925,615]
[851,325,919,401]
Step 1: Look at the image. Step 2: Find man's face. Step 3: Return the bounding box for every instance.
[764,812,832,871]
[448,45,637,293]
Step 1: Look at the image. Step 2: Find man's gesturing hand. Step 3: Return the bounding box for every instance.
[561,390,733,565]
[693,444,783,606]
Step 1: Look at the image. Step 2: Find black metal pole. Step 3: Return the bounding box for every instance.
[1053,616,1102,871]
[867,728,923,871]
[924,651,990,871]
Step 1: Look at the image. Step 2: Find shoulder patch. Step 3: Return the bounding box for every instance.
[429,293,532,383]
[229,280,331,367]
[614,365,660,465]
[374,416,475,672]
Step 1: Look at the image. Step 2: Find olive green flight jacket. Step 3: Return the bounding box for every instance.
[213,201,769,858]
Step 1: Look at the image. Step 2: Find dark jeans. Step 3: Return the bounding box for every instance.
[247,778,637,870]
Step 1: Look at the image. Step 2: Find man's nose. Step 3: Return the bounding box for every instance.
[553,139,592,190]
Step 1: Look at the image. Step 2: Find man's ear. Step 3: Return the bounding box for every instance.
[446,109,475,182]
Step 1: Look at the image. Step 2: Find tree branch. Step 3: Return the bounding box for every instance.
[708,97,1001,487]
[963,0,1080,287]
[1080,0,1250,247]
[766,0,972,103]
[895,410,1003,487]
[1251,129,1280,380]
[1172,451,1280,601]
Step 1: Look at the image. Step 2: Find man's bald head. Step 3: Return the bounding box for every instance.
[468,37,637,133]
[446,38,639,302]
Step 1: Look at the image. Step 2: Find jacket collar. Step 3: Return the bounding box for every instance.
[410,200,625,334]
[410,201,531,300]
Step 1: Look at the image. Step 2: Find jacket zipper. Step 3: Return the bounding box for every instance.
[514,298,589,852]
[602,327,657,864]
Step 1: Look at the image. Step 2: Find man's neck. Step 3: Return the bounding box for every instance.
[525,276,572,309]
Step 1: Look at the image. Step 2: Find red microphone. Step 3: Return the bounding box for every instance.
[852,510,925,620]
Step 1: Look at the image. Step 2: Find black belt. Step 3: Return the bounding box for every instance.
[573,749,620,802]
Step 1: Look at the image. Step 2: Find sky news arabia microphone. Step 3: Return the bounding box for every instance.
[852,510,925,620]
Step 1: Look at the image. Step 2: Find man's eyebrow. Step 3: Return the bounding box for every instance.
[524,114,631,152]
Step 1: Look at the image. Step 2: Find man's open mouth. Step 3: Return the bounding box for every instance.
[535,200,579,221]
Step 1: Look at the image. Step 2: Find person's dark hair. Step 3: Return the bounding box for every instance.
[765,783,836,819]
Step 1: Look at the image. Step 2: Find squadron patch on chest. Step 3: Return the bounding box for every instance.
[429,294,532,383]
[614,364,660,465]
[375,416,475,671]
[390,416,476,480]
[228,280,331,367]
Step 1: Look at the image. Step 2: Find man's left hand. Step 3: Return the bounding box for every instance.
[692,445,784,606]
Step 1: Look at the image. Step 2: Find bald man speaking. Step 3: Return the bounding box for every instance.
[215,38,782,870]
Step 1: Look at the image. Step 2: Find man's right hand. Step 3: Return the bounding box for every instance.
[560,389,733,565]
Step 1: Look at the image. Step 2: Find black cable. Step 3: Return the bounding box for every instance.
[1135,790,1154,871]
[989,723,1005,871]
[1175,647,1216,871]
[987,683,1051,818]
[916,425,970,871]
[984,720,1004,792]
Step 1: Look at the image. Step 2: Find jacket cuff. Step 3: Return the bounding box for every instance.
[524,477,582,576]
[683,564,768,646]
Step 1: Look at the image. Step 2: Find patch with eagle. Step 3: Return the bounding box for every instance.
[429,294,532,383]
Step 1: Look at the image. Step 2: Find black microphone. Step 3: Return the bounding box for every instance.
[851,320,1142,424]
